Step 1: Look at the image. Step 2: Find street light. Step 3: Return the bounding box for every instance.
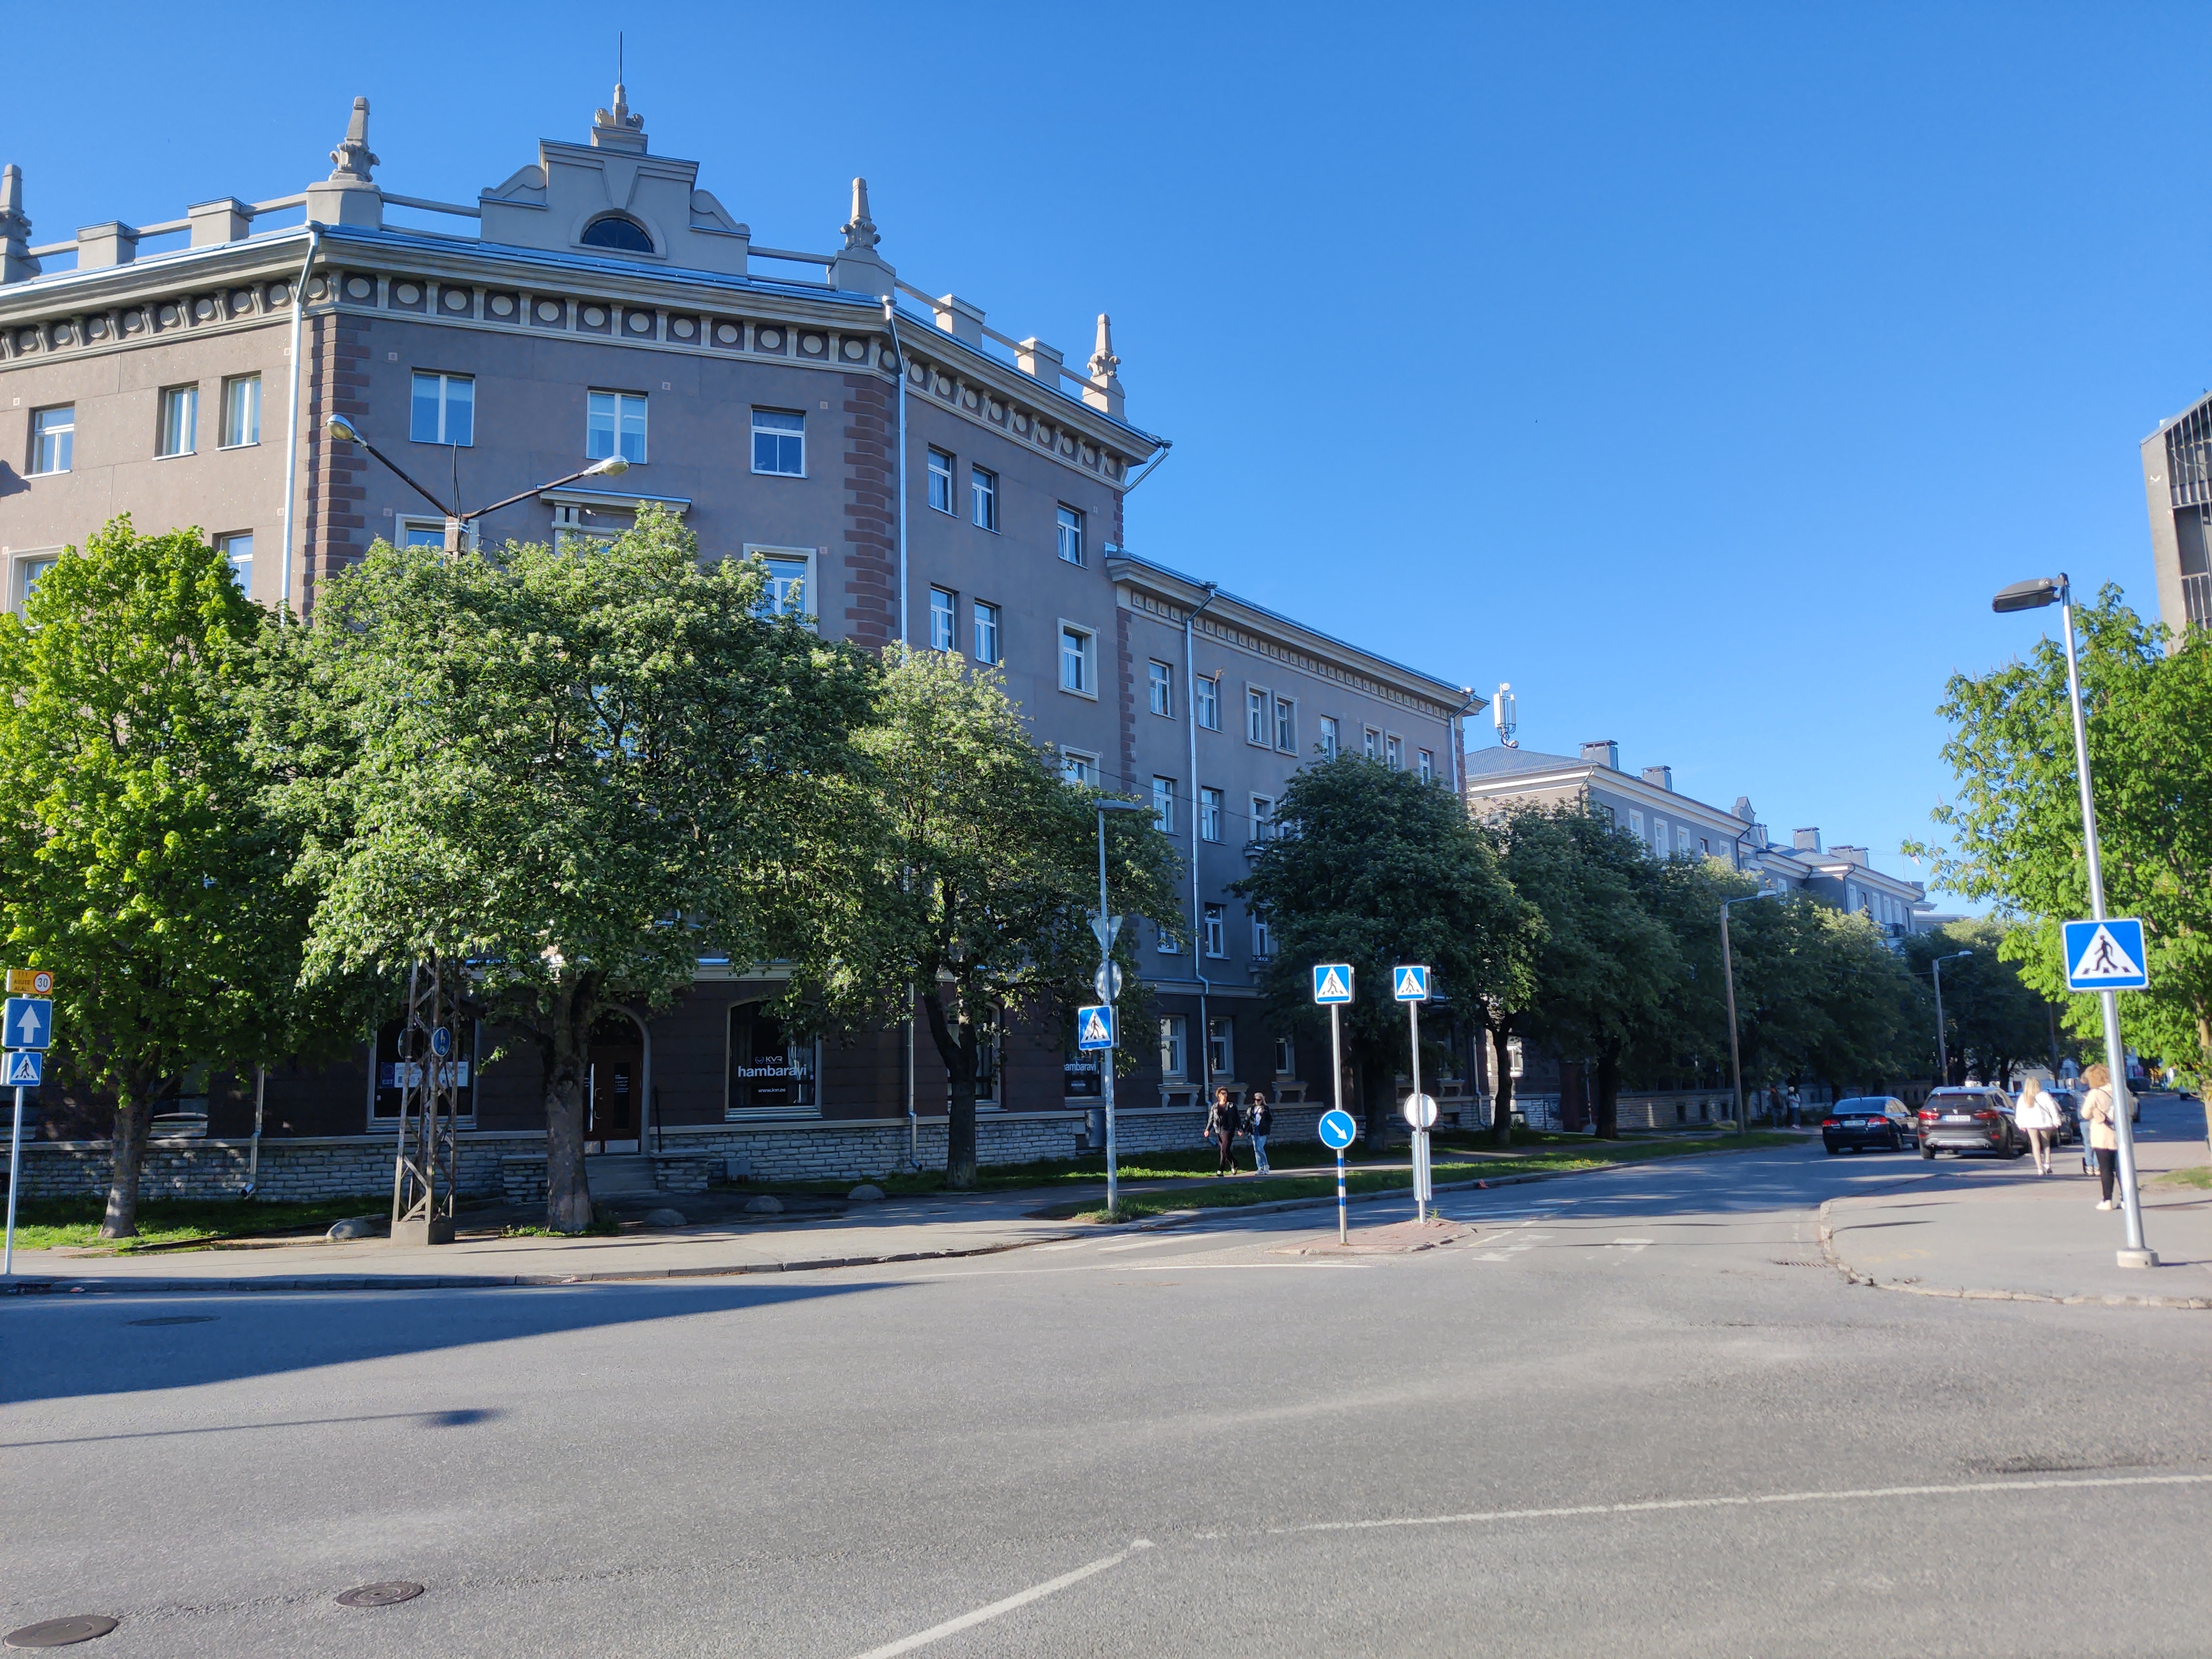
[325,415,629,550]
[1720,889,1783,1131]
[1990,573,2154,1269]
[1093,797,1149,1218]
[1928,950,1972,1086]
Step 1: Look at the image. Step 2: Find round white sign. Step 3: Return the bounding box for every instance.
[1401,1092,1439,1129]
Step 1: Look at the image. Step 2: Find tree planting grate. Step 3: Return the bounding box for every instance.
[337,1583,425,1608]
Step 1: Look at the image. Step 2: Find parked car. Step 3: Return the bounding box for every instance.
[1917,1087,2026,1159]
[1822,1096,1916,1154]
[2040,1089,2082,1146]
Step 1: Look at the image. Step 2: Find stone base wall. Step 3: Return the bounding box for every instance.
[6,1133,544,1203]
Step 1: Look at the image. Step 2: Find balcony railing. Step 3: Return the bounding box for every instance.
[2185,572,2212,633]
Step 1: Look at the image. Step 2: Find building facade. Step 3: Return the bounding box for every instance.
[2141,389,2212,646]
[0,88,1477,1195]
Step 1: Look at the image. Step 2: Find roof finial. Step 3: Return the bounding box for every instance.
[327,96,378,183]
[1083,313,1126,419]
[841,177,879,252]
[0,164,35,284]
[592,38,648,150]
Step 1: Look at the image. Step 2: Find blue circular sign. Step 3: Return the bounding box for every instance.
[1318,1108,1358,1151]
[429,1026,452,1058]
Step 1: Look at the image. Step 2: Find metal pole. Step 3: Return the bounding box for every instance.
[3,1083,21,1276]
[1409,996,1425,1222]
[2056,582,2153,1265]
[244,1066,265,1197]
[1932,957,1951,1086]
[1720,902,1746,1133]
[1331,1003,1347,1243]
[1097,806,1118,1218]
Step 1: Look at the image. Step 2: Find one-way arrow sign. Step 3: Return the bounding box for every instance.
[3,997,53,1052]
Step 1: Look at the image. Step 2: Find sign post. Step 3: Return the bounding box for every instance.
[1394,966,1432,1220]
[1319,1107,1358,1244]
[2,976,54,1277]
[1077,1002,1119,1215]
[2063,915,2154,1263]
[1313,962,1354,1165]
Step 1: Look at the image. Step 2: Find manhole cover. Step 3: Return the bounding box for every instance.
[3,1615,118,1648]
[336,1583,424,1608]
[125,1316,217,1327]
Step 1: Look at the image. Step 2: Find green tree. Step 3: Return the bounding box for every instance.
[786,646,1181,1190]
[1728,896,1918,1102]
[0,518,333,1237]
[1237,755,1535,1149]
[1917,590,2212,1089]
[268,509,874,1230]
[1902,919,2063,1087]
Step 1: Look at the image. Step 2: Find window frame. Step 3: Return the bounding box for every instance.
[218,374,260,449]
[928,585,957,653]
[1318,716,1339,759]
[1274,696,1297,755]
[1417,747,1434,784]
[156,384,197,458]
[1199,785,1223,844]
[1251,912,1273,961]
[1363,726,1381,760]
[217,531,254,597]
[1202,903,1227,959]
[1245,685,1271,747]
[1207,1015,1235,1080]
[1057,621,1097,699]
[1060,749,1100,788]
[14,551,59,611]
[1159,1014,1188,1080]
[587,389,649,465]
[927,447,954,514]
[972,599,1001,665]
[1274,1035,1297,1077]
[744,544,816,623]
[29,404,73,474]
[1056,504,1084,566]
[1249,794,1276,844]
[1194,674,1221,732]
[751,406,805,477]
[409,370,476,447]
[1148,659,1174,718]
[1151,775,1177,834]
[971,465,998,531]
[396,515,478,554]
[1385,733,1405,771]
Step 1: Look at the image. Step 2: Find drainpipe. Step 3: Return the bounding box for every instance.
[1183,580,1222,1103]
[278,223,324,617]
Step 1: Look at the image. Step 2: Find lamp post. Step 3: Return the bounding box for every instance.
[326,415,630,550]
[1094,797,1148,1218]
[1991,574,2154,1269]
[1928,950,1972,1086]
[1720,889,1782,1131]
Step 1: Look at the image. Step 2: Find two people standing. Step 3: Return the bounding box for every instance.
[1205,1086,1275,1175]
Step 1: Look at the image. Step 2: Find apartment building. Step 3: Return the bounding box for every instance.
[2141,389,2212,646]
[0,86,1476,1193]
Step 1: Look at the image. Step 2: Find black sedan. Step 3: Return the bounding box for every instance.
[1822,1096,1916,1154]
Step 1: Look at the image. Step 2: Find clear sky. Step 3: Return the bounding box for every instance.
[14,3,2210,904]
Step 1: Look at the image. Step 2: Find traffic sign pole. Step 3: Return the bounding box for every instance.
[1408,997,1425,1222]
[1336,1145,1348,1244]
[3,1083,20,1276]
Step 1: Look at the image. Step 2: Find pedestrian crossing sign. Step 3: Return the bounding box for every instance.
[2,1049,40,1087]
[2063,917,2148,992]
[1393,964,1431,1002]
[1312,964,1354,1005]
[1076,1004,1117,1051]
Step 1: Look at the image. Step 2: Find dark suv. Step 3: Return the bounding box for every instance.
[1917,1087,2026,1159]
[1822,1096,1916,1154]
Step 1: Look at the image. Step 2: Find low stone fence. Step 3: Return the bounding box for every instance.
[4,1131,544,1203]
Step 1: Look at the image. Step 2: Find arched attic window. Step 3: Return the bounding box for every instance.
[580,213,654,253]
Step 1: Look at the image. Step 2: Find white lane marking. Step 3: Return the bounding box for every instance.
[1036,1240,1093,1251]
[1095,1235,1190,1254]
[1611,1238,1655,1252]
[1130,1262,1370,1271]
[1204,1472,2212,1541]
[846,1540,1152,1659]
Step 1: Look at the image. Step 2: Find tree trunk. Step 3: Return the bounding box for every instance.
[1481,1016,1517,1146]
[99,1081,153,1240]
[1593,1050,1621,1141]
[542,977,599,1233]
[921,988,978,1189]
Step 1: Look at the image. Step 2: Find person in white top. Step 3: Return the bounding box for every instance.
[2014,1076,2062,1176]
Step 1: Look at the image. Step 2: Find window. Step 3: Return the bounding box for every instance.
[726,1001,818,1118]
[1199,786,1223,843]
[1195,675,1220,731]
[1417,748,1434,783]
[587,390,648,463]
[1156,917,1180,954]
[927,448,954,513]
[30,405,72,474]
[1060,749,1099,787]
[219,533,253,595]
[1251,914,1273,960]
[1152,776,1177,833]
[157,385,197,457]
[580,213,654,253]
[1275,1035,1297,1076]
[1159,1015,1188,1081]
[1057,505,1084,565]
[220,375,260,447]
[1203,904,1226,958]
[1149,660,1173,717]
[1207,1016,1234,1080]
[971,466,998,531]
[1319,716,1339,759]
[1250,794,1275,842]
[1364,727,1380,759]
[1385,734,1404,770]
[752,408,804,476]
[398,516,468,551]
[1274,697,1296,754]
[972,600,1000,665]
[409,372,474,446]
[1654,821,1671,857]
[18,556,56,607]
[1246,687,1269,745]
[930,586,957,652]
[753,552,810,618]
[1059,624,1095,696]
[1629,809,1645,839]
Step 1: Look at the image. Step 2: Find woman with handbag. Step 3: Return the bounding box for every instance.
[2079,1063,2121,1209]
[2015,1077,2061,1175]
[1206,1086,1241,1176]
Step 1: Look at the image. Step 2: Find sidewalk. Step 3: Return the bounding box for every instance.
[1822,1094,2212,1309]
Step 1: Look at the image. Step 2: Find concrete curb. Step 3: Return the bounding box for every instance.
[1814,1198,2212,1312]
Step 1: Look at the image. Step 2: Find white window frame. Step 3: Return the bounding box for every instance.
[1148,659,1173,718]
[1159,1014,1188,1080]
[395,515,476,553]
[1152,775,1177,833]
[218,531,254,597]
[1249,794,1275,843]
[1274,696,1296,755]
[1060,748,1099,788]
[1156,917,1181,954]
[157,384,197,458]
[1199,785,1223,843]
[14,550,59,612]
[1203,903,1226,958]
[1251,913,1273,961]
[1275,1034,1297,1077]
[1628,808,1645,839]
[410,371,474,446]
[743,544,817,623]
[1363,727,1380,759]
[1056,504,1084,565]
[1655,820,1671,857]
[927,447,954,513]
[1385,734,1404,771]
[1058,621,1097,698]
[219,375,260,448]
[588,389,649,465]
[1417,748,1434,783]
[1194,674,1220,731]
[1319,716,1339,758]
[751,407,805,477]
[1207,1015,1234,1080]
[971,465,998,531]
[29,405,72,474]
[929,586,957,653]
[1246,685,1270,747]
[972,599,1001,665]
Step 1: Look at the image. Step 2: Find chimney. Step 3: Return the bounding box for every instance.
[1579,740,1620,770]
[304,96,383,229]
[1829,844,1870,867]
[1793,827,1822,854]
[828,176,894,300]
[1640,765,1673,791]
[1,164,39,283]
[1084,312,1125,418]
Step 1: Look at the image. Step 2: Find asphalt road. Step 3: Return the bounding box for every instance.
[6,1140,2208,1657]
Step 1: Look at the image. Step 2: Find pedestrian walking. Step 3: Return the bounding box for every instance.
[2015,1076,2061,1175]
[1207,1086,1241,1176]
[1246,1089,1274,1174]
[2079,1063,2121,1209]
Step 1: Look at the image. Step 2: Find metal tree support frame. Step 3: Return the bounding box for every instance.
[389,961,459,1246]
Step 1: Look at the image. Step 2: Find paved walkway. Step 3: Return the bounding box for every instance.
[1822,1094,2212,1308]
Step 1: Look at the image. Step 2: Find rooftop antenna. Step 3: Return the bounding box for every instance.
[1493,682,1519,748]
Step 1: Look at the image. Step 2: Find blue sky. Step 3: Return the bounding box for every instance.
[17,3,2211,904]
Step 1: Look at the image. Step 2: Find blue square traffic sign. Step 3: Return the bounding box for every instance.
[3,1048,41,1087]
[3,997,53,1051]
[1392,964,1431,1002]
[1312,964,1354,1005]
[2063,917,2148,992]
[1076,1004,1117,1051]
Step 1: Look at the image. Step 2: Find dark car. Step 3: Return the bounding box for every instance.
[1822,1096,1916,1154]
[1917,1086,2026,1159]
[2039,1089,2082,1146]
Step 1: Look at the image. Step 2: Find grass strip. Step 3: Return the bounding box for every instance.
[2152,1165,2212,1190]
[5,1194,390,1253]
[1044,1133,1807,1222]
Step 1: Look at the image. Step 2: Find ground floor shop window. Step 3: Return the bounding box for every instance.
[726,1002,818,1119]
[368,1018,478,1124]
